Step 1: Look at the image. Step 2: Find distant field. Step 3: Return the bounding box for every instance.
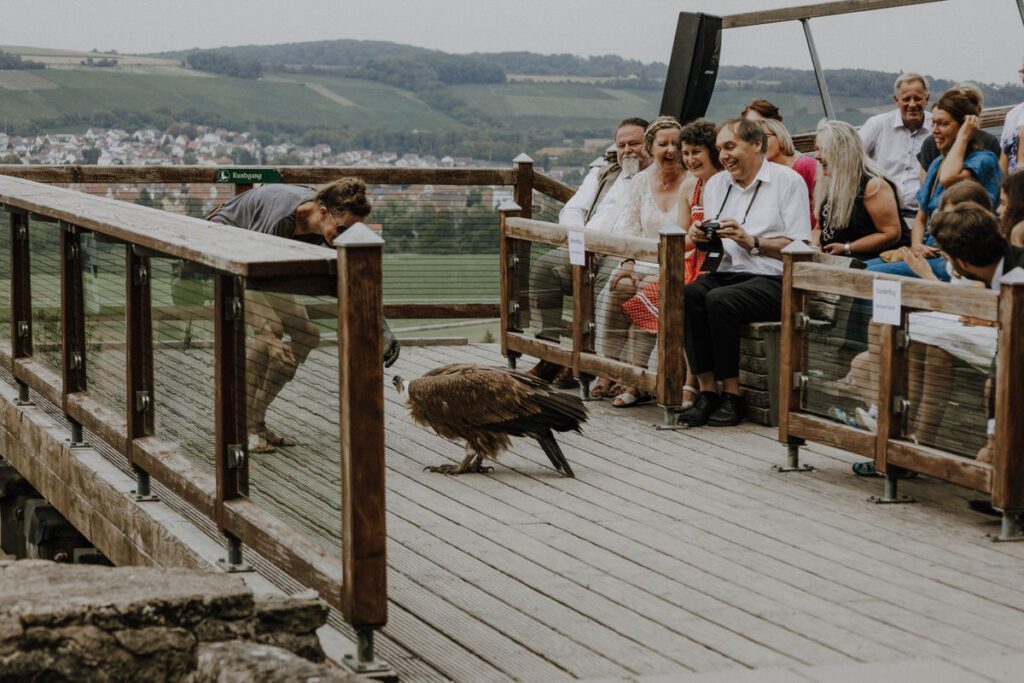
[0,66,463,130]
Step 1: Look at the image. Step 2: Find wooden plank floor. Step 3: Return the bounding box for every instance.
[80,341,1024,682]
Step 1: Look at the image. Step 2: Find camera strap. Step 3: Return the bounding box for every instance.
[714,179,763,225]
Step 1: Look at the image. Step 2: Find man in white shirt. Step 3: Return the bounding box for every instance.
[858,73,932,217]
[677,118,812,427]
[527,117,650,382]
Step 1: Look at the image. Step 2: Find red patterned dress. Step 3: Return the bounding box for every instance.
[621,178,706,333]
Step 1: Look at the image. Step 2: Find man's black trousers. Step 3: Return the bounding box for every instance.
[683,272,783,380]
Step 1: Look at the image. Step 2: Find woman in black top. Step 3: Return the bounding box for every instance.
[814,120,908,260]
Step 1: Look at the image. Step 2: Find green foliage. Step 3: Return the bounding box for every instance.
[0,155,22,164]
[81,57,118,67]
[185,50,262,79]
[0,50,45,70]
[80,147,101,164]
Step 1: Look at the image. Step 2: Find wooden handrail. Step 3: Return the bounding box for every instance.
[505,217,660,262]
[791,261,999,321]
[0,164,516,187]
[0,175,336,281]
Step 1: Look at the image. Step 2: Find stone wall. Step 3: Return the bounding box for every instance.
[0,560,361,682]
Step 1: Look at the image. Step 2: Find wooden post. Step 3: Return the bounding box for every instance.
[656,226,687,415]
[126,245,155,455]
[335,223,388,628]
[992,268,1024,513]
[776,241,815,471]
[10,210,31,362]
[872,297,913,503]
[498,199,523,364]
[571,250,596,380]
[214,273,248,525]
[512,154,534,332]
[60,222,87,405]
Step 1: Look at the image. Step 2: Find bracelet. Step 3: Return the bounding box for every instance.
[844,243,851,256]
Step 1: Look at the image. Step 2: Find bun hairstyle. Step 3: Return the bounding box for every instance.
[644,116,682,152]
[934,87,983,150]
[741,98,783,122]
[317,177,372,218]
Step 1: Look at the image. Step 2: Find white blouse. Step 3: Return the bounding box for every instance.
[612,167,681,239]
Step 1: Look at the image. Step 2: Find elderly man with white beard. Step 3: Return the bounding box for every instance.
[527,117,651,385]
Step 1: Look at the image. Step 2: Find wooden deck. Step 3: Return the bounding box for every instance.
[71,340,1024,681]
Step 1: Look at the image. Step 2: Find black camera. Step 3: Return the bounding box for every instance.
[696,221,721,252]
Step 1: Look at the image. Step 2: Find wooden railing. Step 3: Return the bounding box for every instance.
[0,174,389,668]
[498,208,687,423]
[777,242,1024,539]
[0,159,575,324]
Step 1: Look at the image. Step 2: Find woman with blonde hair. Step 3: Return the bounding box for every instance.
[813,119,907,258]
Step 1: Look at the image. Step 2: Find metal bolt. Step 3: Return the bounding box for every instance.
[793,312,809,330]
[16,321,29,338]
[133,264,148,287]
[69,352,83,370]
[227,444,246,470]
[134,391,152,413]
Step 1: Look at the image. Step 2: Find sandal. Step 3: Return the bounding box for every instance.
[248,430,277,454]
[589,378,614,400]
[607,383,627,398]
[611,387,654,408]
[262,426,298,447]
[681,384,699,411]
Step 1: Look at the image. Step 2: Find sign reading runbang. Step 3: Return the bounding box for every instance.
[214,168,282,184]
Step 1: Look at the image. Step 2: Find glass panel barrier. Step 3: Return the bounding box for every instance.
[0,209,10,349]
[28,218,63,375]
[83,237,127,416]
[150,257,216,476]
[244,285,341,555]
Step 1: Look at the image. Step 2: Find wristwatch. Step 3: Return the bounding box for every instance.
[844,243,852,256]
[750,236,760,255]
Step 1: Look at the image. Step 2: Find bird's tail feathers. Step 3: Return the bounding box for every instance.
[537,429,575,478]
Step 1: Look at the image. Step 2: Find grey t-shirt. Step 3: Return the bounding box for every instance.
[209,184,316,239]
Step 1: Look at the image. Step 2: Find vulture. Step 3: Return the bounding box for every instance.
[392,364,586,477]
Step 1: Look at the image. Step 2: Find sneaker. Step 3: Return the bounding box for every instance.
[707,392,746,427]
[674,391,720,428]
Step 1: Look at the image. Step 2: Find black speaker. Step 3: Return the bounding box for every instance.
[660,12,722,124]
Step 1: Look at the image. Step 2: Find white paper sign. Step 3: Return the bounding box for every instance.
[568,230,586,266]
[872,279,901,326]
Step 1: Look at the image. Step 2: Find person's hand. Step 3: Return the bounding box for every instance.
[688,220,709,246]
[899,246,938,279]
[266,334,297,368]
[959,114,981,142]
[821,242,849,255]
[714,219,753,250]
[610,263,637,292]
[910,241,940,259]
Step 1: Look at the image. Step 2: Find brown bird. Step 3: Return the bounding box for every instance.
[392,364,586,476]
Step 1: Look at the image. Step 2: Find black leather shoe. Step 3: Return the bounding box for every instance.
[708,392,746,427]
[675,391,720,428]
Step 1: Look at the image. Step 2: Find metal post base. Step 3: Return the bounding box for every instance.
[869,473,916,504]
[217,533,253,573]
[342,627,396,680]
[655,405,688,430]
[988,511,1024,542]
[15,381,32,406]
[772,444,815,472]
[66,418,87,448]
[132,467,159,502]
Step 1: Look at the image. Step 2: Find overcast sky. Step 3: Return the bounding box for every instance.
[6,0,1024,85]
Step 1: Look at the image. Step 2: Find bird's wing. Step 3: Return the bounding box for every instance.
[408,364,540,436]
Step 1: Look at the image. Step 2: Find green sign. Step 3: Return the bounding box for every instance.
[214,168,282,184]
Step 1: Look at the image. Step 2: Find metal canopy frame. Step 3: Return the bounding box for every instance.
[719,0,1024,121]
